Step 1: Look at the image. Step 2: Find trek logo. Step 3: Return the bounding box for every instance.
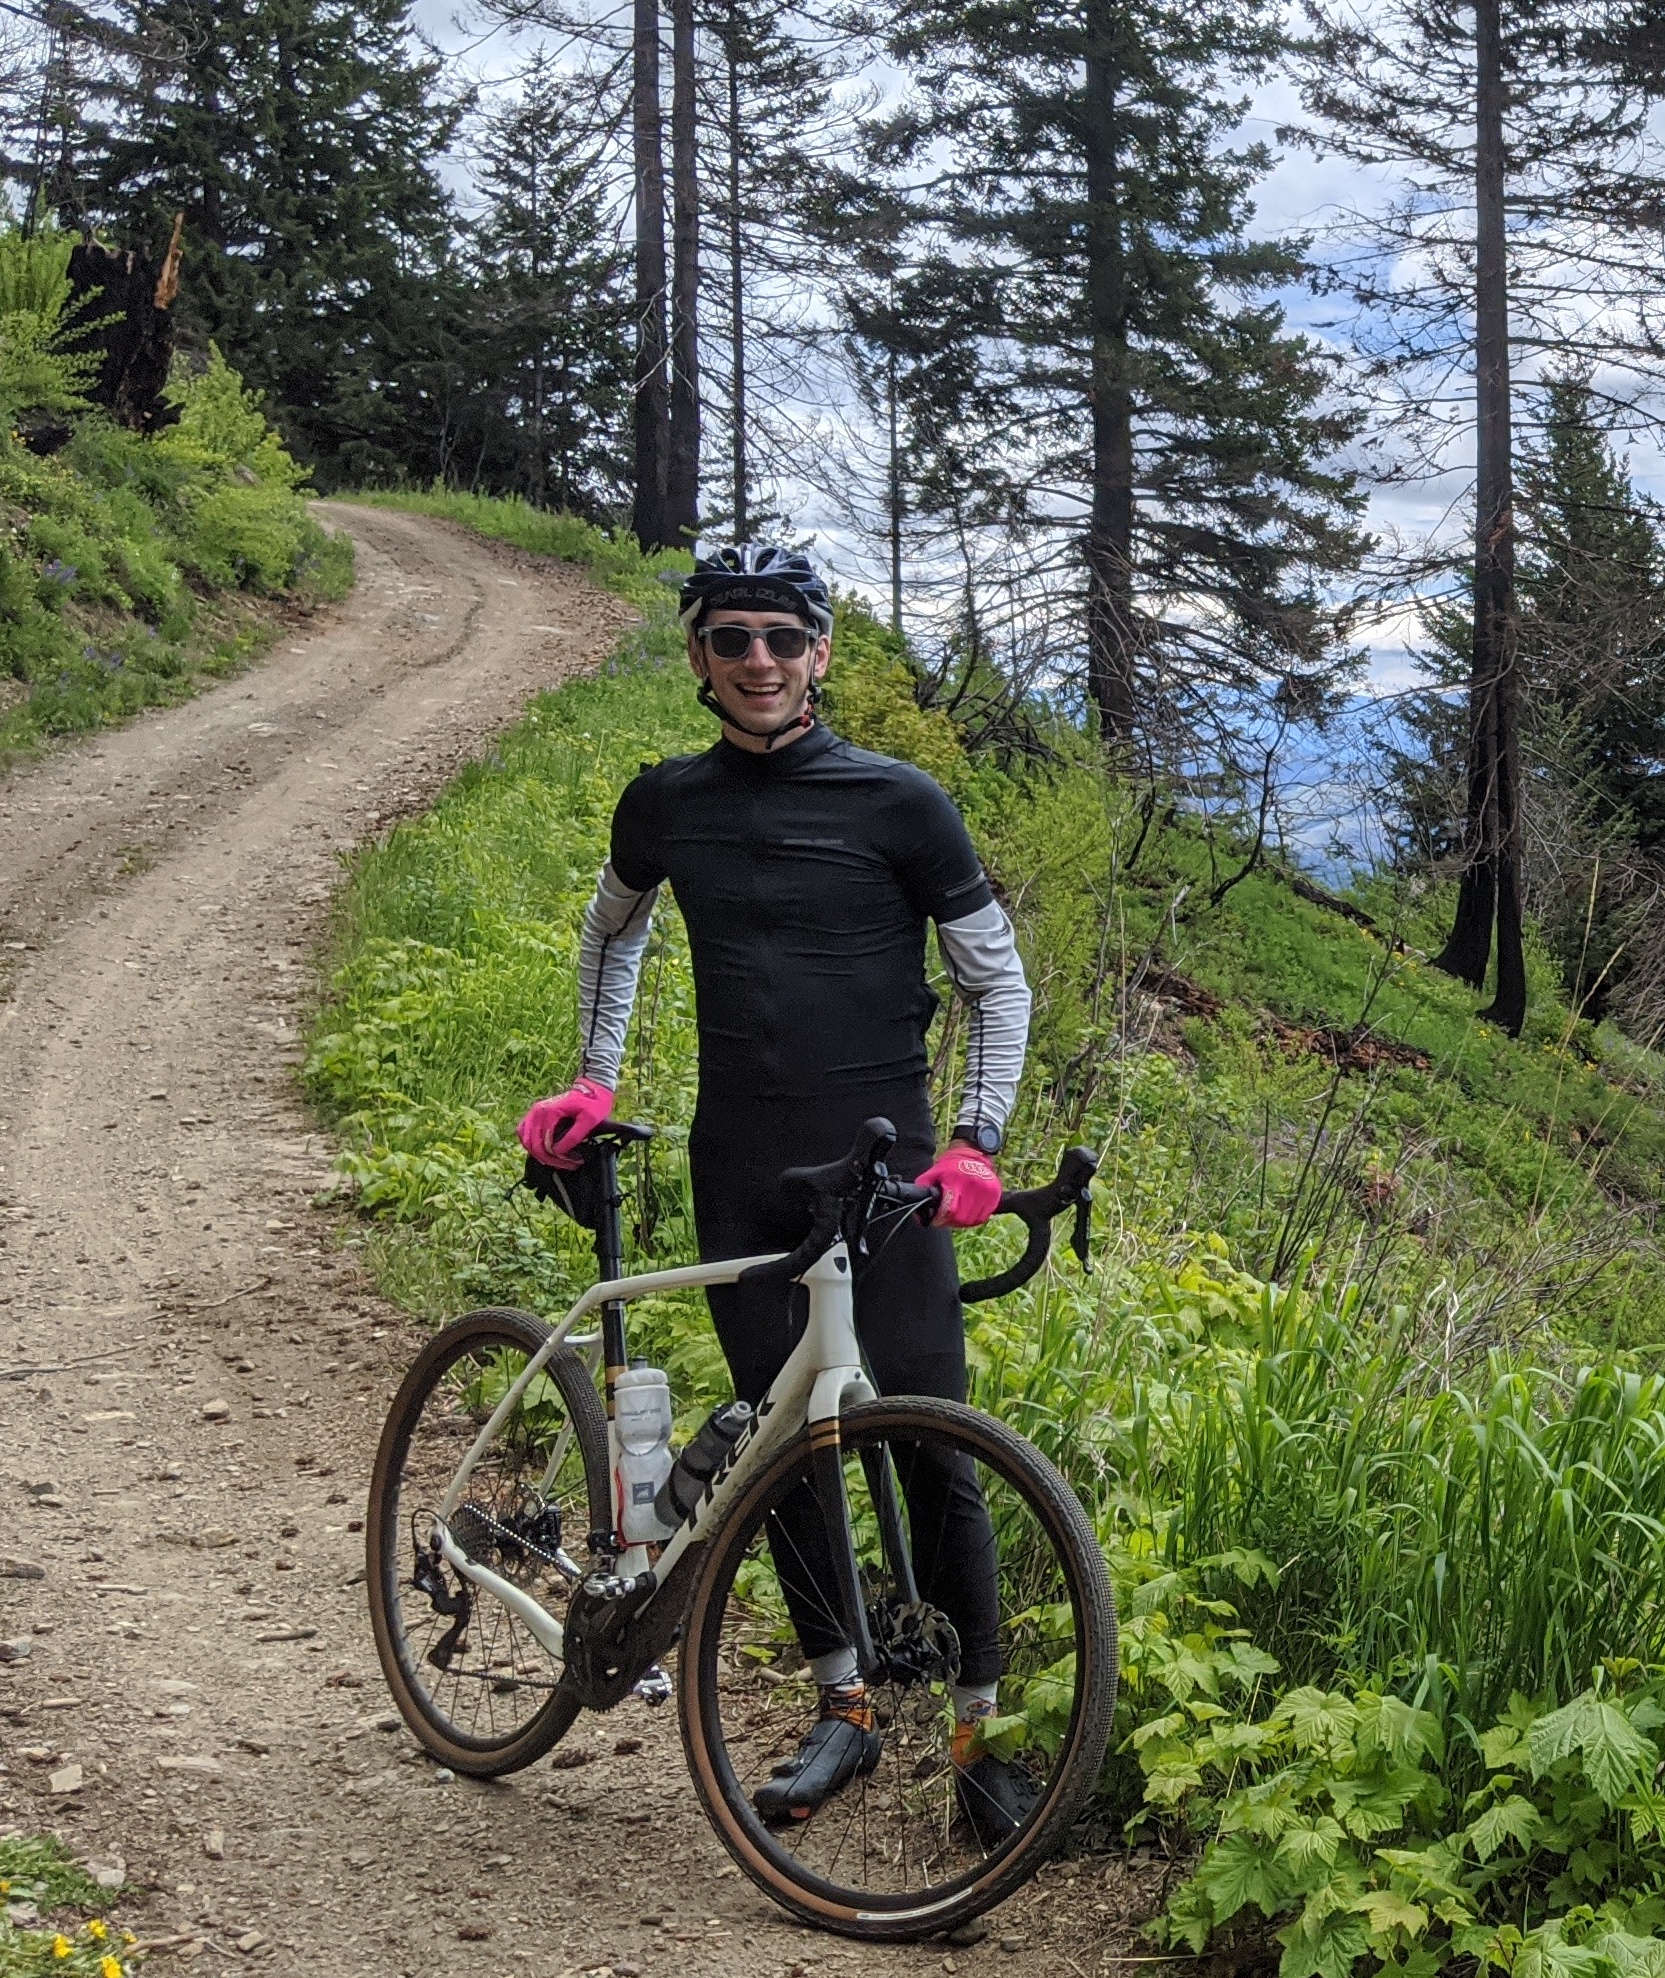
[682,1394,774,1536]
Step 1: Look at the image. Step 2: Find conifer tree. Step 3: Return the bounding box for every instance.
[1387,373,1665,1028]
[702,0,845,539]
[81,0,462,483]
[463,55,632,513]
[842,0,1368,756]
[1517,373,1665,1021]
[1298,0,1661,1033]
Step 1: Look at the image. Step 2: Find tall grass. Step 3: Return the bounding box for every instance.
[971,1248,1665,1743]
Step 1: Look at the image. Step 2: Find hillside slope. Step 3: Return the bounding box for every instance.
[304,494,1665,1978]
[322,493,1665,1356]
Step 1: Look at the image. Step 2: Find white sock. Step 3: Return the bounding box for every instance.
[953,1681,999,1722]
[809,1646,860,1690]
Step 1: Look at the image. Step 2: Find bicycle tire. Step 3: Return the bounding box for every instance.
[367,1306,610,1776]
[678,1395,1118,1940]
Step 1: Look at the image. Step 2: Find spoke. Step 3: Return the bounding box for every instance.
[701,1414,1087,1904]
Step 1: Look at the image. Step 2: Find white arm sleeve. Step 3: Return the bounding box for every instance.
[936,899,1032,1137]
[576,862,659,1087]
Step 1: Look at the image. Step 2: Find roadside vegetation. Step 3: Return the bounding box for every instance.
[0,1836,131,1976]
[0,221,351,768]
[306,495,1665,1978]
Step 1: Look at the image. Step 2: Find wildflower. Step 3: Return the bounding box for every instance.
[52,1934,72,1958]
[100,1957,123,1978]
[87,1918,107,1939]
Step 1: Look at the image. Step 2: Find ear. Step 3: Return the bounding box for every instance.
[811,635,831,683]
[686,631,706,680]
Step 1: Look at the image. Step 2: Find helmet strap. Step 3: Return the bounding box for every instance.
[696,670,821,751]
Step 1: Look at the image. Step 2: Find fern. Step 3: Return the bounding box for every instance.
[0,219,100,427]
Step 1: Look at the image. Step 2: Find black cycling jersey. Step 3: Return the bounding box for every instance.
[608,722,993,1101]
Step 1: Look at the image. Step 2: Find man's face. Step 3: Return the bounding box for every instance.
[688,608,831,738]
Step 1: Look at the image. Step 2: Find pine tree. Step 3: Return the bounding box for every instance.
[843,0,1368,758]
[1516,372,1665,1022]
[1298,0,1660,1033]
[701,0,845,540]
[462,56,633,513]
[81,0,463,484]
[1386,373,1665,1029]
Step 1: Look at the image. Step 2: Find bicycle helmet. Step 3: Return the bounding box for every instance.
[678,544,834,637]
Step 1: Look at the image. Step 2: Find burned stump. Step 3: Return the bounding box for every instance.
[65,212,185,435]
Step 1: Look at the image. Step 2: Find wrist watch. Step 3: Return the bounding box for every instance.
[955,1121,1003,1157]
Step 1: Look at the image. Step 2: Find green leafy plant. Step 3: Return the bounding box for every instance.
[1150,1668,1665,1978]
[0,219,101,431]
[0,1835,132,1977]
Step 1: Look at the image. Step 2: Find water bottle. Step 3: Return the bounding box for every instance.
[654,1400,754,1529]
[613,1362,674,1543]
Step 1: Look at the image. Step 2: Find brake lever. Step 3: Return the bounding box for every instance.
[1071,1189,1092,1271]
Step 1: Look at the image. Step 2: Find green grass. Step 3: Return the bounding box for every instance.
[345,487,680,610]
[0,354,353,767]
[307,491,1665,1978]
[0,1835,129,1977]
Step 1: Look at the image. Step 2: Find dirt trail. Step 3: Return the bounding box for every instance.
[0,507,1140,1977]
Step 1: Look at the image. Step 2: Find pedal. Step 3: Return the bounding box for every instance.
[632,1662,673,1707]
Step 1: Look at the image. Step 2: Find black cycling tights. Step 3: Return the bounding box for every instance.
[690,1082,1002,1687]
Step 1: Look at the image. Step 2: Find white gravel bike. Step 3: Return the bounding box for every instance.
[367,1118,1116,1941]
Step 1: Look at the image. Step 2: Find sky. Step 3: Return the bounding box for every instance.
[408,0,1665,714]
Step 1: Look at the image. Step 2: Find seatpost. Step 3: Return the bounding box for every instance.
[592,1144,629,1418]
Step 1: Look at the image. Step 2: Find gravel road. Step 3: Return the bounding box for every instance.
[0,506,1146,1976]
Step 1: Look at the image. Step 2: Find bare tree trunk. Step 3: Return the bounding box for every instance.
[631,0,669,551]
[665,0,701,544]
[1433,0,1526,1034]
[529,148,546,509]
[1083,2,1138,747]
[726,11,747,540]
[887,345,903,634]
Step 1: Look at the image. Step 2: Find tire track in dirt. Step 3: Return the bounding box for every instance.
[0,506,1144,1976]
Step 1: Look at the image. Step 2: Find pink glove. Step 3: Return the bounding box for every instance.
[517,1078,615,1171]
[917,1145,1002,1229]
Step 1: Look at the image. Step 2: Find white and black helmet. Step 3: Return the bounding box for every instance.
[678,544,834,638]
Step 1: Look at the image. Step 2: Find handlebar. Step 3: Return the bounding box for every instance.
[737,1118,1099,1301]
[958,1144,1099,1303]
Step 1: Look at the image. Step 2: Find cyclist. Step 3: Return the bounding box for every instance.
[519,544,1034,1842]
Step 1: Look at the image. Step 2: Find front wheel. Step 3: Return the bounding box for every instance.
[366,1307,610,1776]
[678,1396,1118,1940]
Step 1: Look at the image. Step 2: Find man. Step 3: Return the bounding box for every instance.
[519,543,1034,1839]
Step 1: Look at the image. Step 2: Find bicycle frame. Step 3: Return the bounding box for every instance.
[429,1238,876,1663]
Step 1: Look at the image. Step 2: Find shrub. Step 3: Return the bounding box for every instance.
[0,349,351,761]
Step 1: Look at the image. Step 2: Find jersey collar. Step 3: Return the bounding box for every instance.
[713,721,838,773]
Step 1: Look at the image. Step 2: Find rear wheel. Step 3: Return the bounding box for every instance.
[678,1395,1117,1940]
[367,1307,609,1775]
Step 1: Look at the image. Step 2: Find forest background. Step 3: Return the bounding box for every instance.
[2,0,1665,1974]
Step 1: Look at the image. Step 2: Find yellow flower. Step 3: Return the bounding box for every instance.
[100,1957,123,1978]
[52,1935,72,1959]
[87,1919,107,1940]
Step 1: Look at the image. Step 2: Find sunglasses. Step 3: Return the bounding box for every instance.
[698,623,818,661]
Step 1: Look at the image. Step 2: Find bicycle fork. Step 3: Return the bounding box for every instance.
[811,1425,924,1686]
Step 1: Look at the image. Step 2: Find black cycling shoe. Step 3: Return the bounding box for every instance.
[753,1702,882,1824]
[955,1752,1040,1848]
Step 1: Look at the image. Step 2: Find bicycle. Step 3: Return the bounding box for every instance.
[366,1116,1118,1941]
